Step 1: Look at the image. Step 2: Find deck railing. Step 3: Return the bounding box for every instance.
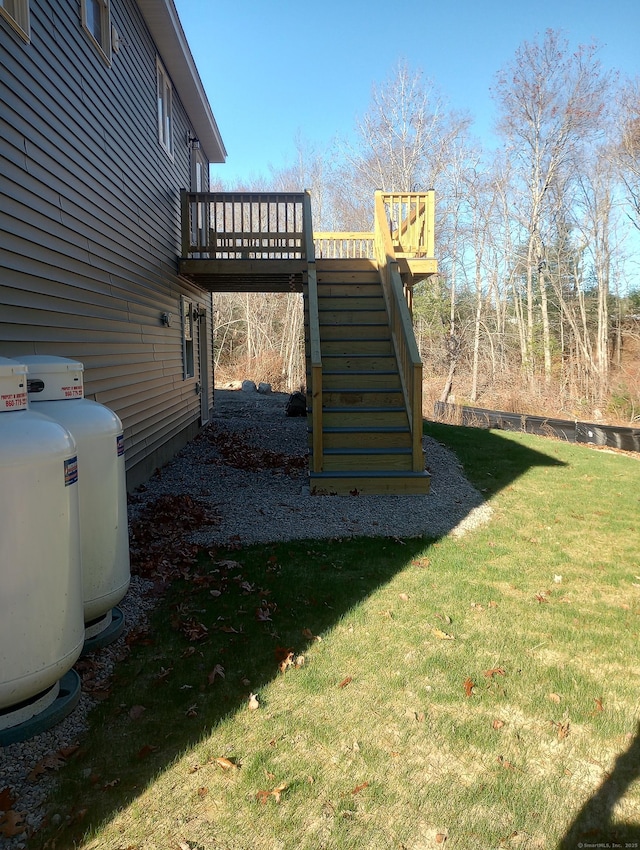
[383,191,435,258]
[181,191,309,259]
[313,232,375,259]
[373,191,424,472]
[311,192,435,262]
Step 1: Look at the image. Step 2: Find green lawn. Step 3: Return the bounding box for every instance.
[35,425,640,850]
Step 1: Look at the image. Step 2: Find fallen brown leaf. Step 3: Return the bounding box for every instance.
[553,719,570,740]
[197,786,209,798]
[278,652,295,674]
[432,627,454,640]
[463,677,475,697]
[136,744,159,760]
[0,810,26,838]
[213,757,238,770]
[435,612,452,624]
[484,667,506,678]
[0,788,16,812]
[548,693,561,704]
[271,783,288,803]
[497,755,516,770]
[256,783,288,804]
[411,557,431,568]
[435,834,447,844]
[207,664,225,684]
[351,782,369,795]
[492,719,505,729]
[593,697,604,712]
[27,750,69,782]
[339,676,352,689]
[154,666,173,683]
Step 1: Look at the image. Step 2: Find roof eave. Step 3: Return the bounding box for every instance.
[136,0,227,164]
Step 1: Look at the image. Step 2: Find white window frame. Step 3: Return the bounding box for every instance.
[157,58,174,158]
[0,0,30,42]
[182,297,195,379]
[81,0,111,66]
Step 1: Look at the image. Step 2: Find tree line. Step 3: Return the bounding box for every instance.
[212,29,640,424]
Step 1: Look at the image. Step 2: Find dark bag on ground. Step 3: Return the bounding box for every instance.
[285,391,306,417]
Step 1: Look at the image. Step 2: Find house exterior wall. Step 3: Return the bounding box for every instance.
[0,0,217,489]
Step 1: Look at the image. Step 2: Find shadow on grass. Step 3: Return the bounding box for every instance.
[558,723,640,847]
[35,424,567,847]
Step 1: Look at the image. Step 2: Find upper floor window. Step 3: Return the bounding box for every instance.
[157,59,173,157]
[81,0,111,65]
[0,0,30,41]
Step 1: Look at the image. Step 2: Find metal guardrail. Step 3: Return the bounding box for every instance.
[433,403,640,453]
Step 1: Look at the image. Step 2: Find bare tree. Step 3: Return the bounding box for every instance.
[614,77,640,232]
[493,29,613,384]
[332,60,471,230]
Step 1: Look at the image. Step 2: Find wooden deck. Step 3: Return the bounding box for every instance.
[179,190,438,494]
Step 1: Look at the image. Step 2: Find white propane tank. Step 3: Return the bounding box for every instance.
[18,356,131,633]
[0,357,84,719]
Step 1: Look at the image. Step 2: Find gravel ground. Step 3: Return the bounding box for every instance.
[0,386,492,848]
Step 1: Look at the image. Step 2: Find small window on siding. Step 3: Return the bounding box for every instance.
[157,59,173,157]
[182,298,195,379]
[81,0,111,65]
[0,0,30,41]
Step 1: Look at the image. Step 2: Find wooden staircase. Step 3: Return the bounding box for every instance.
[305,259,431,495]
[178,189,437,496]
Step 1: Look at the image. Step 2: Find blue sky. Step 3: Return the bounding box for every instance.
[175,0,640,185]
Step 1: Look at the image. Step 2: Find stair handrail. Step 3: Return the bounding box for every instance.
[374,191,424,472]
[303,191,323,472]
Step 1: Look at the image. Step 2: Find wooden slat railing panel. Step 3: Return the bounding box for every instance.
[381,191,435,258]
[313,232,375,259]
[181,192,308,259]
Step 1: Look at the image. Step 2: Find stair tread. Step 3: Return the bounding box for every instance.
[309,470,429,479]
[323,370,398,375]
[320,447,411,455]
[323,387,402,393]
[319,426,409,433]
